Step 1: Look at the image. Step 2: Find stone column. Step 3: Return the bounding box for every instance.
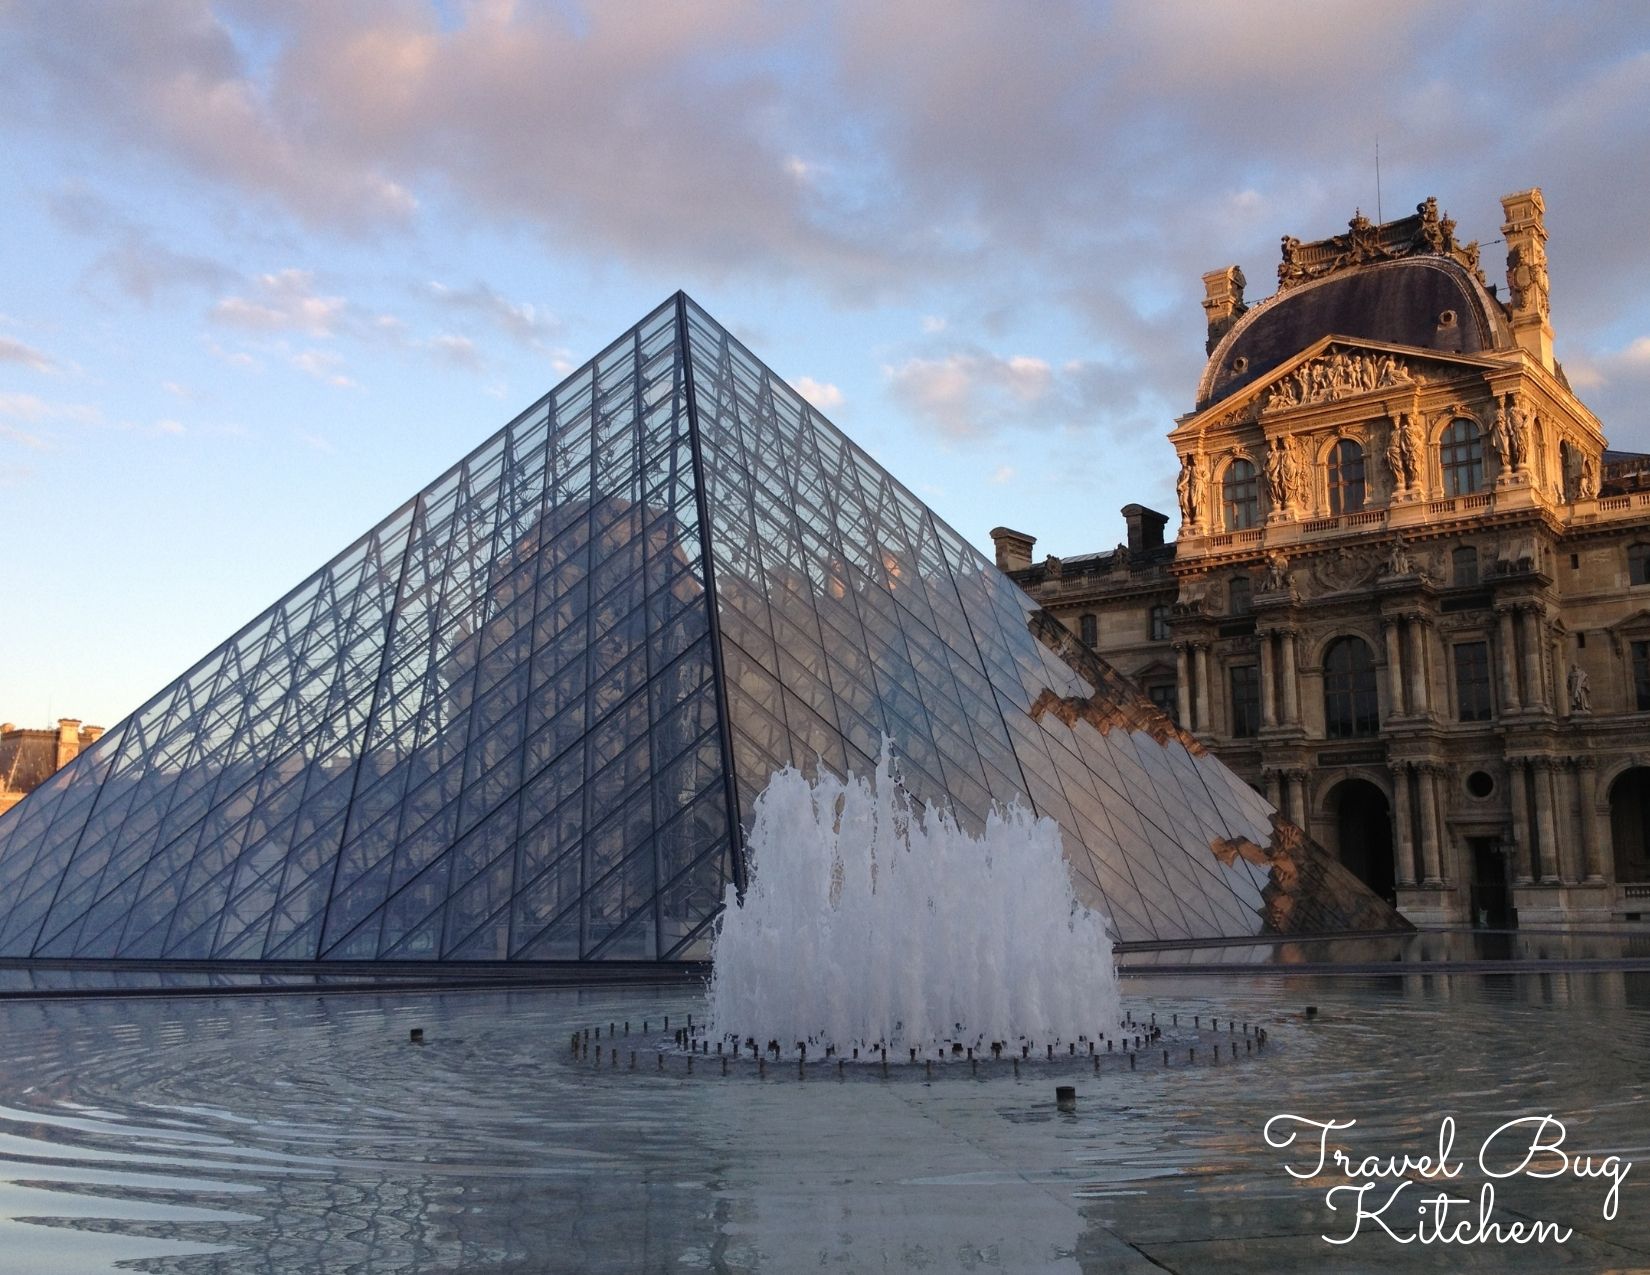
[1579,759,1609,882]
[1259,633,1278,729]
[1265,768,1283,814]
[1417,763,1443,885]
[1280,630,1301,725]
[1555,759,1580,882]
[1497,607,1522,713]
[1551,633,1569,719]
[1383,619,1406,717]
[1405,615,1429,716]
[1194,644,1212,733]
[1534,759,1561,883]
[1390,763,1416,887]
[1286,770,1308,838]
[1509,759,1533,884]
[1174,643,1192,729]
[1521,606,1547,711]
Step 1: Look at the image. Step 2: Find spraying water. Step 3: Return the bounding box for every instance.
[707,743,1121,1055]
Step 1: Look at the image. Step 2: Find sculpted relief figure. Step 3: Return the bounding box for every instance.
[1265,350,1415,413]
[1509,237,1551,316]
[1387,535,1414,577]
[1176,455,1194,524]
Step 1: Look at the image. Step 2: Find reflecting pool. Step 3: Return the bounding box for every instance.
[2,969,1648,1272]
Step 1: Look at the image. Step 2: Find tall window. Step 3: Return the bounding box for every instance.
[1228,575,1251,615]
[1079,613,1098,647]
[1323,636,1379,738]
[1230,664,1261,738]
[1223,459,1260,530]
[1147,683,1178,725]
[1630,544,1650,587]
[1634,641,1650,712]
[1453,546,1479,587]
[1149,604,1170,641]
[1440,418,1486,496]
[1327,438,1366,515]
[1454,641,1493,721]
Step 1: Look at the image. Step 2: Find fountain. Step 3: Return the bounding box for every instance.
[707,743,1122,1057]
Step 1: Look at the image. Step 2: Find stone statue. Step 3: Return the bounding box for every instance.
[1265,438,1291,509]
[1278,235,1307,288]
[1580,453,1599,500]
[1490,401,1514,472]
[1508,395,1531,473]
[1568,664,1591,713]
[1188,455,1206,525]
[1385,419,1407,494]
[1283,437,1308,509]
[1177,453,1205,527]
[1394,413,1423,493]
[1387,536,1414,576]
[1262,551,1292,593]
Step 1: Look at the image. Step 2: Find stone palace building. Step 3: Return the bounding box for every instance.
[996,189,1650,929]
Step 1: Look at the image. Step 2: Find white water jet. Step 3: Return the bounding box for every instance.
[707,743,1121,1055]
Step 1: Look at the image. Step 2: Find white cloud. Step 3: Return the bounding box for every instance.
[793,376,843,410]
[990,465,1016,484]
[885,348,1081,439]
[427,282,558,346]
[0,392,103,426]
[290,349,358,389]
[427,333,484,370]
[0,337,56,374]
[212,271,346,338]
[921,315,947,334]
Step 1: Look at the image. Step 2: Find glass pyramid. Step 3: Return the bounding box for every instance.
[0,295,1401,962]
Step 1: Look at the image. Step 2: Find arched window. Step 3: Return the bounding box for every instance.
[1326,438,1366,515]
[1323,636,1379,738]
[1440,418,1486,496]
[1223,459,1260,530]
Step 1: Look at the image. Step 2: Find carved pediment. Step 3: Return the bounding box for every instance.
[1261,346,1426,413]
[1178,338,1499,439]
[1603,608,1650,651]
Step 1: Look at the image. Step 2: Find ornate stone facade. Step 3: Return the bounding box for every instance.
[0,719,104,818]
[1002,189,1650,929]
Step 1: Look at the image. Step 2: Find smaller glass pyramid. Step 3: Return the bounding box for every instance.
[0,294,1403,962]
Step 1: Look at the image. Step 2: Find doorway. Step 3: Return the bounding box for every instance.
[1469,837,1512,929]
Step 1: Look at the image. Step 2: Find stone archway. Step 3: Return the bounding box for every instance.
[1326,778,1395,903]
[1609,767,1650,884]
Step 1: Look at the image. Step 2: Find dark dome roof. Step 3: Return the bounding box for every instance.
[1197,256,1511,409]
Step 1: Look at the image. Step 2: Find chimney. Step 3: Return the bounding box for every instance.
[1122,504,1169,552]
[1201,266,1248,355]
[1500,188,1554,371]
[56,718,82,770]
[81,725,105,745]
[989,526,1036,573]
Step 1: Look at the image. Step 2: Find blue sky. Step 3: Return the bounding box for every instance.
[4,0,1650,729]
